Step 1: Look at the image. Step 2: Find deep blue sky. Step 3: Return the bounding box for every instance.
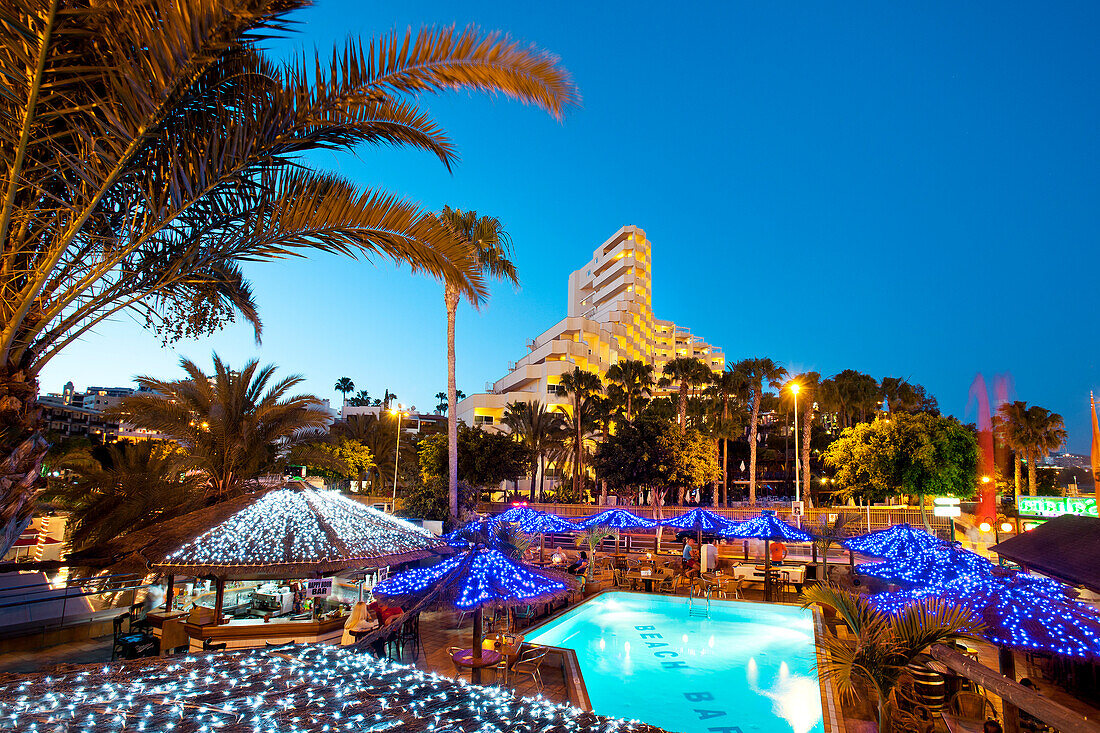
[42,1,1100,449]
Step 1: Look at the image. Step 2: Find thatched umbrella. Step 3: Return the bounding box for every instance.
[576,508,656,555]
[721,512,812,601]
[511,509,578,561]
[0,644,669,733]
[856,544,995,588]
[841,523,946,559]
[373,544,573,682]
[661,507,738,547]
[68,481,446,622]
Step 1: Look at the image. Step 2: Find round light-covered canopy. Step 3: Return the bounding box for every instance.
[153,484,444,578]
[856,545,995,588]
[842,523,946,559]
[575,508,657,530]
[662,508,738,533]
[514,510,578,535]
[720,512,812,542]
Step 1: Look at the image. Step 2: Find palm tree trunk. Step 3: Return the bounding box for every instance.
[678,384,688,432]
[1027,448,1037,497]
[877,688,891,733]
[536,453,544,501]
[721,437,728,507]
[802,399,814,509]
[749,392,761,506]
[574,399,583,498]
[1014,453,1022,503]
[445,285,460,523]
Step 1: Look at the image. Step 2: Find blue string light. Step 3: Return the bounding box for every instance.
[514,511,578,535]
[373,547,569,610]
[856,545,995,587]
[497,506,540,524]
[575,508,657,530]
[841,523,946,559]
[871,571,1100,660]
[0,644,663,732]
[660,508,738,533]
[720,512,813,542]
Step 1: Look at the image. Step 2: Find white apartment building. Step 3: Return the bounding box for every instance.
[455,225,725,430]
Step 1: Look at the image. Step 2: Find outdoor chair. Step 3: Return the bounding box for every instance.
[398,614,421,660]
[947,690,997,723]
[129,602,151,632]
[717,578,742,599]
[513,604,537,629]
[447,646,466,675]
[511,646,550,692]
[614,569,632,589]
[202,637,227,652]
[886,678,935,733]
[112,612,158,660]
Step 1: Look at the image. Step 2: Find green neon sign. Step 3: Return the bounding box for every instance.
[1017,495,1097,518]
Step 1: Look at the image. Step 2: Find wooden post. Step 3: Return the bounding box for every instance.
[929,644,1100,733]
[764,540,772,602]
[743,540,749,562]
[164,574,174,611]
[213,577,225,626]
[999,645,1020,733]
[472,607,484,684]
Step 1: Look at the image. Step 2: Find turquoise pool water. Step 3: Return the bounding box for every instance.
[526,591,824,733]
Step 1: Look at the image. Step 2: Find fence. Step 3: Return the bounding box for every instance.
[477,502,952,537]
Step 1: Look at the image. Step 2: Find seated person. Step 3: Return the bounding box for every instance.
[550,547,567,565]
[567,551,588,575]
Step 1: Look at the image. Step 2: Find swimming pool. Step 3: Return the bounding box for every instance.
[526,591,825,733]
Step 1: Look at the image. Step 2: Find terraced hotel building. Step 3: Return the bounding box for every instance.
[455,225,725,430]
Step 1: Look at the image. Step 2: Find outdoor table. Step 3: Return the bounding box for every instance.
[451,648,502,681]
[625,569,657,591]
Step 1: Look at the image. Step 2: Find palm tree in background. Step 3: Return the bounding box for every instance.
[0,0,578,552]
[438,207,519,524]
[997,400,1030,501]
[557,368,603,499]
[790,371,821,508]
[381,390,398,411]
[335,377,355,406]
[41,442,201,550]
[661,357,713,432]
[738,358,788,505]
[503,400,566,501]
[1010,404,1068,496]
[331,413,405,494]
[114,355,334,501]
[605,360,654,421]
[709,365,748,505]
[435,389,467,415]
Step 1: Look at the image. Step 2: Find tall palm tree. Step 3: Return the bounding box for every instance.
[661,356,713,432]
[503,400,566,501]
[801,584,981,733]
[604,360,654,421]
[708,365,748,505]
[791,371,820,509]
[997,400,1030,502]
[334,377,355,406]
[738,358,788,505]
[557,367,603,498]
[1011,404,1068,496]
[437,207,519,524]
[0,1,578,552]
[381,390,398,411]
[113,355,333,500]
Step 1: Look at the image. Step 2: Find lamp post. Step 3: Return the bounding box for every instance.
[389,404,406,504]
[791,382,801,504]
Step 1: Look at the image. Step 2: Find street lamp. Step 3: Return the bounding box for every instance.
[389,404,407,503]
[791,382,801,504]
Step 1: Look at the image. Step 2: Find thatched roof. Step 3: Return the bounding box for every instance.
[67,482,446,579]
[0,645,670,733]
[992,514,1100,594]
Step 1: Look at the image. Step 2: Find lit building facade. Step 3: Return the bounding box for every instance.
[455,225,725,430]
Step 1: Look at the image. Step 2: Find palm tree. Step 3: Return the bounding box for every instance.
[557,368,603,499]
[661,357,713,432]
[604,360,654,421]
[792,371,820,509]
[708,365,748,505]
[381,390,398,411]
[1013,405,1068,496]
[574,525,615,582]
[438,207,519,524]
[503,400,565,501]
[997,401,1029,502]
[738,358,788,505]
[348,390,372,407]
[334,377,355,406]
[331,413,405,494]
[0,2,578,552]
[435,389,467,415]
[801,584,981,733]
[41,441,201,550]
[113,355,333,500]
